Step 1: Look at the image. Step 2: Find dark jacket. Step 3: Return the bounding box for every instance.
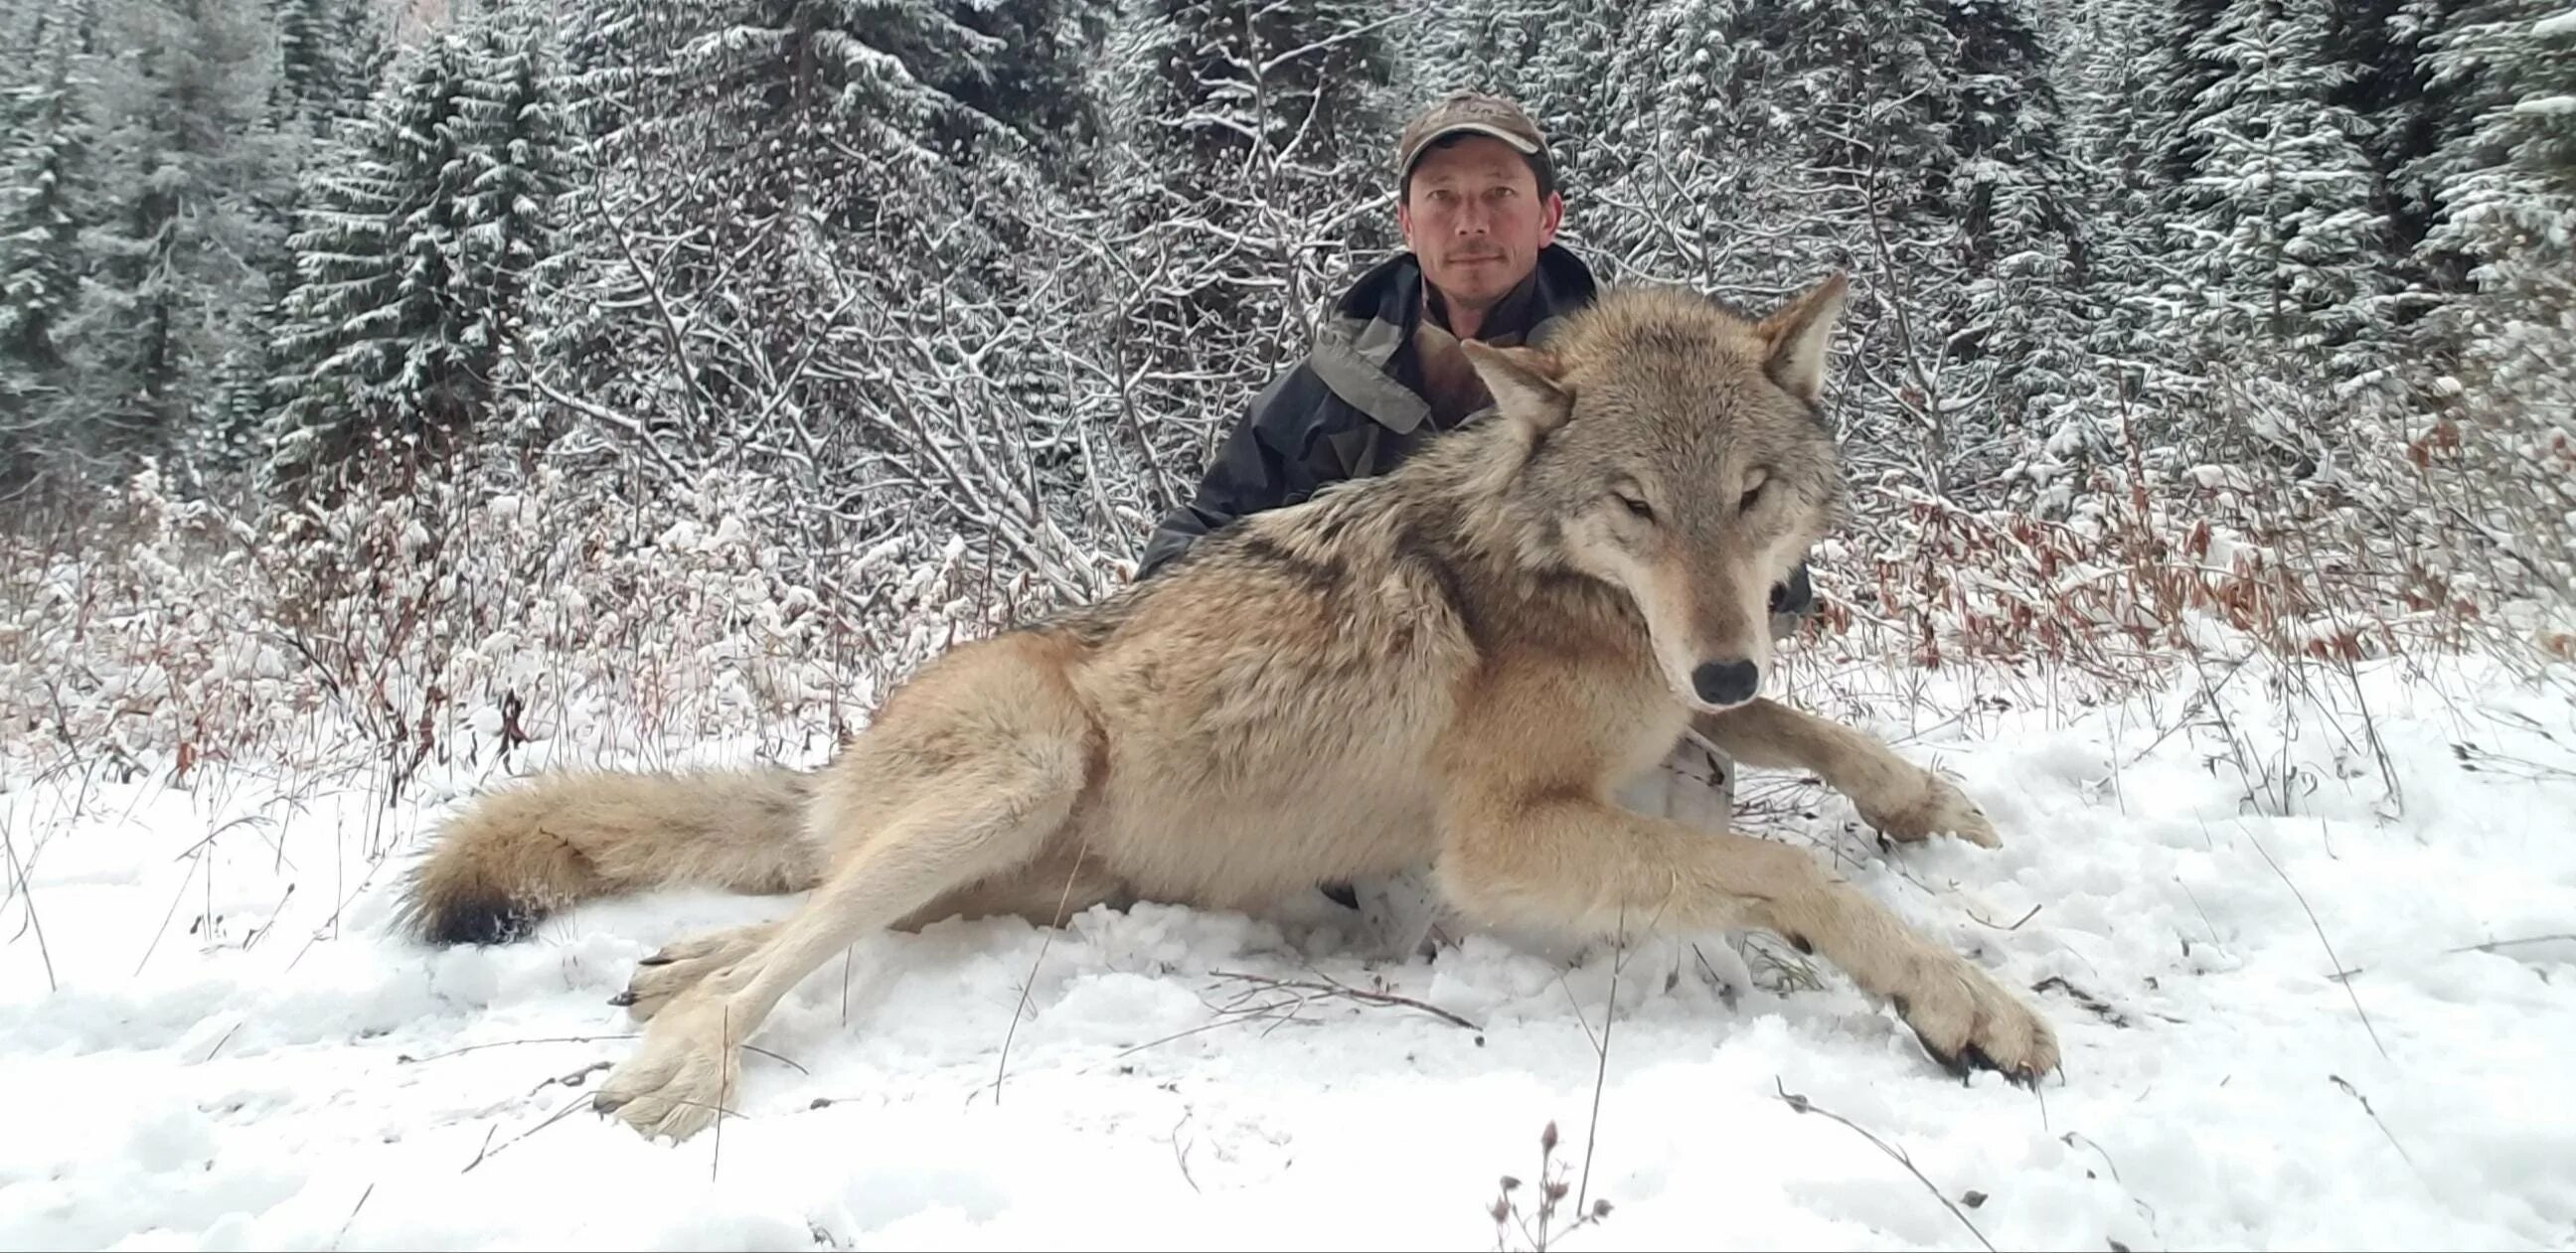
[1136,244,1600,577]
[1135,243,1815,624]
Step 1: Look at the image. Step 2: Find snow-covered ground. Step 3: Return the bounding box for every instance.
[5,646,2575,1251]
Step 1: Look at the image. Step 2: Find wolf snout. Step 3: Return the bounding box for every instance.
[1690,659,1760,706]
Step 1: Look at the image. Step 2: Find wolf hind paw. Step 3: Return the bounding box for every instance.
[614,923,776,1023]
[593,1005,741,1142]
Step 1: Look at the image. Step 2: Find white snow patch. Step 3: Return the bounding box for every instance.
[5,650,2575,1249]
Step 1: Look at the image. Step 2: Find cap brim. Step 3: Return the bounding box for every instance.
[1404,121,1542,170]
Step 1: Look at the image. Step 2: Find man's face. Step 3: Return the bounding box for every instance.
[1398,134,1564,314]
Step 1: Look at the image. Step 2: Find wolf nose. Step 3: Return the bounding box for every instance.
[1692,660,1759,705]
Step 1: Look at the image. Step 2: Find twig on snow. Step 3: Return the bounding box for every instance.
[1207,969,1483,1030]
[2245,826,2388,1059]
[1772,1078,1996,1253]
[992,832,1098,1107]
[400,1031,807,1076]
[2330,1074,2423,1179]
[0,824,55,993]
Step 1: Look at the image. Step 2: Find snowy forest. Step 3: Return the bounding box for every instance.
[1,0,2572,776]
[8,4,2576,1246]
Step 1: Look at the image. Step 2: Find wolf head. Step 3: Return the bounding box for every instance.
[1461,275,1850,714]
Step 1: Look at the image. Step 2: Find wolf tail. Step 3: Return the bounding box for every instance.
[395,765,823,946]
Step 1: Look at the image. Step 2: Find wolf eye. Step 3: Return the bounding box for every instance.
[1738,482,1766,513]
[1614,491,1655,522]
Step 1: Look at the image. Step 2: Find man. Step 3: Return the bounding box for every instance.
[1138,89,1601,578]
[1136,90,1818,901]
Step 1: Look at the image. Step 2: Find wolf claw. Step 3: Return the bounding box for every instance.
[1914,1026,2049,1089]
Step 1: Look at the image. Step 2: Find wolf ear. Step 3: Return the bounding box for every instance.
[1756,272,1850,404]
[1459,340,1573,435]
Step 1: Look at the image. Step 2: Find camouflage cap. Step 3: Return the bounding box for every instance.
[1394,90,1551,184]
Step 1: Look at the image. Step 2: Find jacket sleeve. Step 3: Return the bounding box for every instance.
[1765,559,1818,641]
[1135,366,1338,578]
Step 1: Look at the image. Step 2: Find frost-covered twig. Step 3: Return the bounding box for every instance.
[1771,1078,1996,1253]
[1207,969,1482,1030]
[1568,909,1650,1217]
[992,834,1101,1106]
[2245,825,2388,1060]
[397,1032,807,1076]
[523,366,693,486]
[588,193,711,430]
[2329,1074,2422,1179]
[1,821,55,993]
[2448,932,2576,955]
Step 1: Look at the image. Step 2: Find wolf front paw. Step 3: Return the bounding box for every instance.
[592,1007,741,1142]
[1861,769,2001,850]
[1888,958,2058,1087]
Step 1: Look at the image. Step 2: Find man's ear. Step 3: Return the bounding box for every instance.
[1459,340,1573,435]
[1757,271,1850,405]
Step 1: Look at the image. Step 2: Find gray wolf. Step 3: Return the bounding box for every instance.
[396,275,2059,1142]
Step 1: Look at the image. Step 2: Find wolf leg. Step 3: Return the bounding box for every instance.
[1693,698,2000,849]
[612,836,1129,1028]
[1436,788,2055,1083]
[593,747,1089,1141]
[889,832,1130,932]
[593,655,1097,1142]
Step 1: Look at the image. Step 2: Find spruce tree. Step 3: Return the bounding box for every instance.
[263,9,572,489]
[273,0,387,134]
[79,0,292,466]
[2059,0,2174,380]
[2157,0,2395,372]
[0,11,99,476]
[2417,0,2576,402]
[450,5,574,413]
[2327,0,2467,312]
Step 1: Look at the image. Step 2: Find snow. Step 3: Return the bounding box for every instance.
[6,648,2576,1251]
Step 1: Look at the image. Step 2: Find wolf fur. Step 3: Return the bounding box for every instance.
[396,275,2059,1142]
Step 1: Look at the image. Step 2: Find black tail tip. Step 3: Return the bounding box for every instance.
[408,892,544,947]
